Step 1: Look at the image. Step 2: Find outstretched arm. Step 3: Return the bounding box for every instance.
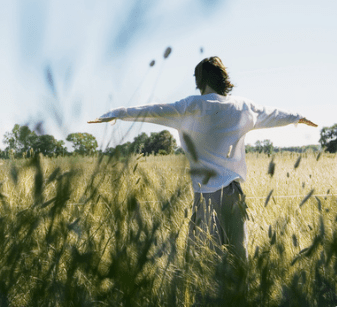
[249,101,316,130]
[298,118,318,127]
[87,100,187,129]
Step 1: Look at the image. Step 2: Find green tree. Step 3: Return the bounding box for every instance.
[104,147,115,156]
[253,139,273,154]
[34,135,67,157]
[3,124,37,155]
[262,139,274,154]
[66,132,98,155]
[158,149,168,155]
[104,130,177,158]
[115,142,132,158]
[245,144,254,153]
[144,130,177,155]
[3,124,68,158]
[174,147,185,155]
[130,132,149,154]
[320,124,337,153]
[54,140,67,156]
[255,140,263,153]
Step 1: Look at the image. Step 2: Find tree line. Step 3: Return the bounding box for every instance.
[0,124,179,159]
[1,124,98,158]
[1,123,336,159]
[244,140,321,154]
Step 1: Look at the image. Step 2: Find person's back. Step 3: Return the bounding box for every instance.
[88,56,317,263]
[176,92,304,193]
[179,93,253,193]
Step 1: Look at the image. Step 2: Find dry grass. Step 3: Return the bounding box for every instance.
[0,151,336,306]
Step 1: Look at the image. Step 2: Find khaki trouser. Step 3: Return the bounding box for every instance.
[189,181,248,261]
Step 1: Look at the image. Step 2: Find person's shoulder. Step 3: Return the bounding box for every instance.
[177,95,204,108]
[180,94,255,108]
[183,94,202,103]
[225,95,260,110]
[225,95,253,103]
[183,93,241,102]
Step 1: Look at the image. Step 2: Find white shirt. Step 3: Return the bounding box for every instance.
[99,94,303,193]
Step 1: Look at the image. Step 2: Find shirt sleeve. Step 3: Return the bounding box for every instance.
[98,99,187,130]
[249,102,304,130]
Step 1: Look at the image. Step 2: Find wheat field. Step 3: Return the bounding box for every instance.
[0,151,336,306]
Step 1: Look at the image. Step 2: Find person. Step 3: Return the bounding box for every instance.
[88,56,317,261]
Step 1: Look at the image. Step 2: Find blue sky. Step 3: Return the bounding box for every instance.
[1,0,336,151]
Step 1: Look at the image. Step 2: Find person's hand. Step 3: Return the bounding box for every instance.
[87,117,116,124]
[87,119,102,124]
[298,118,318,127]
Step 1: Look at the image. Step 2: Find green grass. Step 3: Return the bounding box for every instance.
[0,152,336,306]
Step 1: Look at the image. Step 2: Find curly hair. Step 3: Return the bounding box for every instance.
[194,56,234,96]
